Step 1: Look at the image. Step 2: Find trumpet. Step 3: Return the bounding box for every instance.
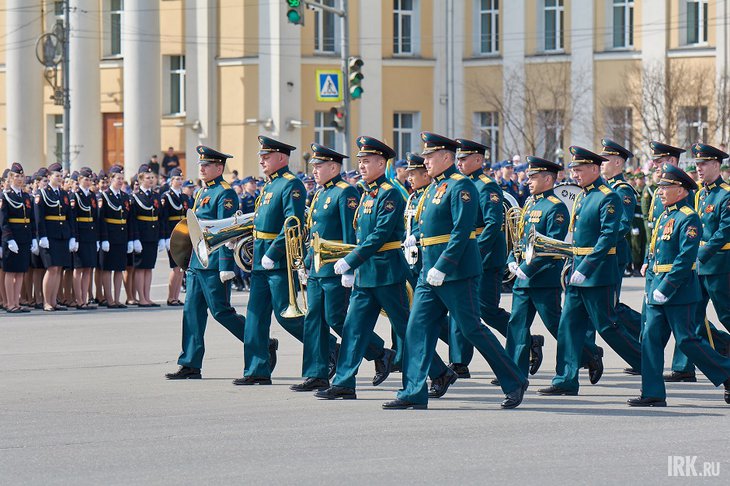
[281,215,308,318]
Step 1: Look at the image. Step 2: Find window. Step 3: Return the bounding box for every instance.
[393,0,416,55]
[544,0,564,52]
[166,55,186,115]
[314,111,338,150]
[679,106,708,147]
[605,107,633,154]
[53,114,64,163]
[314,0,337,53]
[686,0,708,45]
[612,0,634,48]
[393,112,420,159]
[536,110,564,160]
[478,0,499,55]
[475,111,499,161]
[104,0,124,57]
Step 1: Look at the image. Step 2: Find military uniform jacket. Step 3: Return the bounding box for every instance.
[71,189,99,243]
[646,201,701,305]
[1,189,35,244]
[240,192,256,214]
[129,190,164,243]
[188,176,237,272]
[696,177,730,276]
[35,186,75,240]
[304,174,359,278]
[415,165,481,282]
[507,189,569,288]
[405,187,426,271]
[343,174,408,287]
[607,174,638,266]
[468,171,506,269]
[160,189,189,239]
[569,178,620,287]
[253,166,305,272]
[98,189,131,244]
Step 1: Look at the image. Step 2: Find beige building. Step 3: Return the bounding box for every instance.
[1,0,728,177]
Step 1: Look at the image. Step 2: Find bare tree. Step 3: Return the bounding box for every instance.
[715,73,730,147]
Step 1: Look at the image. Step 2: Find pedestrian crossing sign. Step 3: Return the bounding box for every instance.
[316,70,343,102]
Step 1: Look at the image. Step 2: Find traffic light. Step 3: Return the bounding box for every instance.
[348,56,364,100]
[285,0,305,25]
[329,105,346,132]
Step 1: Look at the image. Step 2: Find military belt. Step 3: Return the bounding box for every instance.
[573,246,616,256]
[8,218,30,224]
[475,226,485,235]
[254,230,278,240]
[699,241,730,250]
[421,232,476,247]
[76,217,93,223]
[45,215,66,221]
[104,218,127,225]
[168,215,185,221]
[136,215,158,222]
[653,263,696,273]
[377,241,402,252]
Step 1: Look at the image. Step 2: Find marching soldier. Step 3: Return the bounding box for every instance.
[160,167,188,306]
[384,133,527,410]
[538,146,642,396]
[130,164,165,307]
[316,136,454,401]
[403,152,430,288]
[630,172,647,277]
[70,167,99,309]
[1,163,36,313]
[629,164,730,406]
[165,146,250,380]
[292,143,390,392]
[36,163,77,312]
[240,137,317,385]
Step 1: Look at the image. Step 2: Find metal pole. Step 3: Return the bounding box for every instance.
[340,0,350,167]
[62,1,71,171]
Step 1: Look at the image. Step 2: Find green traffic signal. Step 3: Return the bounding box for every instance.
[350,86,363,99]
[287,9,302,24]
[285,0,304,25]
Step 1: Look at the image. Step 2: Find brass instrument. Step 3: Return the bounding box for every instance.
[524,226,574,264]
[281,215,307,318]
[186,209,254,269]
[403,193,419,265]
[505,205,524,263]
[502,192,520,285]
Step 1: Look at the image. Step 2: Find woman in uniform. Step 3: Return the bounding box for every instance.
[71,167,99,309]
[99,165,133,308]
[160,167,187,306]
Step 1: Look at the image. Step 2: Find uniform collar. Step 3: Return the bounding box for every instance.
[323,174,343,188]
[415,187,426,196]
[582,177,604,194]
[434,164,457,182]
[269,166,290,181]
[665,204,678,213]
[533,189,554,200]
[205,175,224,187]
[607,173,625,185]
[704,176,723,191]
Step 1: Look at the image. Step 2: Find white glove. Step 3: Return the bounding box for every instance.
[341,273,355,288]
[133,240,143,253]
[515,267,528,280]
[96,241,100,252]
[225,241,236,250]
[39,237,50,249]
[31,239,39,255]
[73,241,79,252]
[333,258,350,275]
[127,241,134,254]
[569,270,586,285]
[403,234,417,248]
[631,227,640,236]
[102,241,110,252]
[261,255,275,270]
[652,289,668,304]
[165,238,171,251]
[7,240,19,254]
[297,268,308,286]
[426,267,446,286]
[219,271,235,283]
[508,261,519,275]
[0,247,2,258]
[157,239,166,252]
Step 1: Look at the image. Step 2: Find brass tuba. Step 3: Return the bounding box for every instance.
[186,209,254,269]
[524,225,574,264]
[281,215,307,318]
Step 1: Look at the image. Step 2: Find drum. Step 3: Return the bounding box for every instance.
[554,182,581,243]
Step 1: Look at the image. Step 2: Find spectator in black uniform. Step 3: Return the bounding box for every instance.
[161,167,188,305]
[99,165,132,309]
[70,167,99,309]
[162,146,180,176]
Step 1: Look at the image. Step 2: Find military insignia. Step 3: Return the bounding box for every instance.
[325,196,331,204]
[223,198,234,209]
[124,201,130,210]
[358,137,366,145]
[200,196,211,207]
[623,195,632,205]
[153,199,159,209]
[384,200,395,212]
[35,194,40,204]
[555,213,565,225]
[686,225,698,239]
[70,199,76,208]
[98,198,103,208]
[529,210,542,223]
[63,196,69,205]
[363,199,374,214]
[183,201,189,210]
[91,199,97,208]
[291,189,302,199]
[490,193,500,203]
[705,204,715,213]
[161,197,166,206]
[435,183,448,196]
[460,190,471,202]
[347,197,357,209]
[661,219,675,240]
[369,188,379,198]
[607,204,615,214]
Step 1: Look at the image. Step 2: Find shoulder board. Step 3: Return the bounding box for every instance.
[721,183,730,192]
[478,174,493,184]
[680,206,695,215]
[547,195,561,204]
[613,180,630,188]
[450,173,465,180]
[380,182,393,190]
[336,181,350,189]
[283,172,295,180]
[220,181,231,189]
[598,185,612,195]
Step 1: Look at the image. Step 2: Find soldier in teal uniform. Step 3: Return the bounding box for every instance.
[538,146,642,396]
[315,136,453,401]
[291,143,390,392]
[628,164,730,406]
[384,132,527,410]
[449,138,544,379]
[166,146,250,380]
[403,152,430,288]
[240,137,331,385]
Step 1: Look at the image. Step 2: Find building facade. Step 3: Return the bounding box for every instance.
[1,0,728,177]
